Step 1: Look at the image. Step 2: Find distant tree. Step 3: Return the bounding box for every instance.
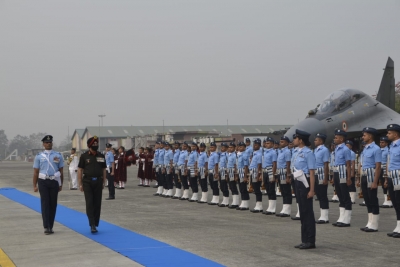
[8,135,31,155]
[0,130,8,159]
[28,132,47,149]
[55,135,73,152]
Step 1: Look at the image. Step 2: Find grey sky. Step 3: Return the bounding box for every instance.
[1,0,399,144]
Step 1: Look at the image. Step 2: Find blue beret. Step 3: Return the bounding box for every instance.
[362,127,378,136]
[345,140,353,146]
[41,135,53,142]
[105,143,112,148]
[334,129,347,137]
[210,142,216,147]
[238,141,245,146]
[274,140,279,145]
[245,138,251,142]
[264,137,274,142]
[174,141,180,145]
[200,142,206,147]
[380,136,389,142]
[221,142,229,147]
[315,133,327,140]
[280,136,290,142]
[253,138,261,144]
[229,142,236,147]
[387,124,400,132]
[164,141,170,146]
[183,141,188,145]
[191,142,198,147]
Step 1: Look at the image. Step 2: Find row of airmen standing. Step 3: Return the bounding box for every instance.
[150,124,400,248]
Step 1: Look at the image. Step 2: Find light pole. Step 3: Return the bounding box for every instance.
[98,114,105,150]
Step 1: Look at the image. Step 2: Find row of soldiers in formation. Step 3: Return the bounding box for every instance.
[138,124,400,239]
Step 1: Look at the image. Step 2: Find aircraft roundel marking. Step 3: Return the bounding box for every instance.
[342,121,347,131]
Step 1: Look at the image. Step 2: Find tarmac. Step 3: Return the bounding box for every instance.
[0,161,399,267]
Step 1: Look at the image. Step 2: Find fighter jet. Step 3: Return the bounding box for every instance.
[285,57,398,145]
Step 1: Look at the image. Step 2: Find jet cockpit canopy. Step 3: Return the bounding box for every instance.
[316,89,365,115]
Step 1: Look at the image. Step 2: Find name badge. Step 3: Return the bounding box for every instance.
[53,157,60,163]
[96,157,105,162]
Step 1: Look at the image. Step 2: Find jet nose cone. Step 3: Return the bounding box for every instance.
[286,118,326,141]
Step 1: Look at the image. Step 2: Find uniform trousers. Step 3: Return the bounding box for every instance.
[200,176,208,192]
[229,180,238,195]
[348,177,356,192]
[333,173,352,210]
[190,176,199,193]
[180,171,189,190]
[38,179,59,229]
[157,168,165,188]
[361,176,379,214]
[263,172,275,199]
[295,180,316,244]
[106,167,115,198]
[174,170,181,189]
[219,179,229,197]
[208,174,214,191]
[387,178,400,220]
[239,182,250,200]
[165,172,173,190]
[315,180,329,210]
[82,177,103,227]
[380,170,387,194]
[280,179,292,204]
[291,176,297,202]
[209,173,219,196]
[253,181,262,202]
[69,169,78,189]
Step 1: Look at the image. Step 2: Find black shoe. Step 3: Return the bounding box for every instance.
[91,225,98,233]
[138,184,143,186]
[359,203,366,206]
[44,228,51,235]
[329,200,339,203]
[332,222,341,227]
[291,216,301,220]
[153,193,160,196]
[237,207,249,210]
[380,204,393,208]
[316,220,329,224]
[188,199,197,202]
[106,197,115,200]
[364,228,378,232]
[276,213,290,217]
[294,243,305,248]
[70,188,78,190]
[144,185,150,187]
[208,202,218,205]
[218,204,228,207]
[49,228,54,234]
[299,243,316,249]
[392,233,400,238]
[197,200,207,204]
[387,232,397,237]
[360,227,368,231]
[264,211,275,215]
[171,196,180,199]
[121,187,125,189]
[229,205,238,209]
[337,223,350,227]
[179,197,189,200]
[250,209,262,213]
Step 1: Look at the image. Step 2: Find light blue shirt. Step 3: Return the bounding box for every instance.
[350,150,356,161]
[291,148,299,168]
[334,144,351,166]
[208,152,219,170]
[381,146,388,165]
[219,152,228,168]
[293,147,316,174]
[249,149,262,169]
[237,152,248,168]
[362,142,382,169]
[33,150,64,176]
[314,145,330,168]
[105,151,114,166]
[198,152,208,168]
[227,152,237,168]
[187,151,198,167]
[153,149,159,165]
[388,139,400,171]
[158,148,165,165]
[163,149,174,165]
[262,148,277,168]
[277,147,291,169]
[173,149,180,164]
[245,146,253,159]
[178,150,189,166]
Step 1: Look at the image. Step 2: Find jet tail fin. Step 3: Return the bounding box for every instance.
[376,57,395,110]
